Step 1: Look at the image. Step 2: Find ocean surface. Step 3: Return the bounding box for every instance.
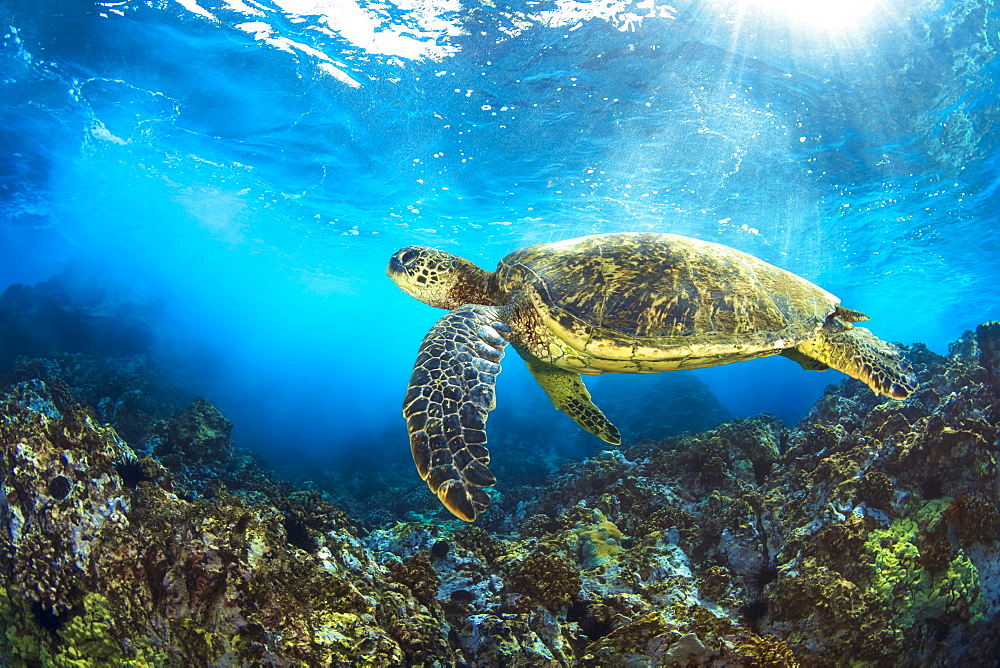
[2,0,998,468]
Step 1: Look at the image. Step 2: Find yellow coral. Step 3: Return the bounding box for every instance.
[0,588,50,667]
[864,500,985,632]
[54,593,170,668]
[571,508,624,570]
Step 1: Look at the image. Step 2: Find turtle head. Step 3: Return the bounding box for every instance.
[387,245,493,309]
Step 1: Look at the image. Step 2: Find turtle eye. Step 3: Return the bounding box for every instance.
[399,250,418,265]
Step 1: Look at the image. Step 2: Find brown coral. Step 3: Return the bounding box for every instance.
[508,552,581,611]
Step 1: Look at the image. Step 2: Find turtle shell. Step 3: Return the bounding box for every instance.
[493,233,840,368]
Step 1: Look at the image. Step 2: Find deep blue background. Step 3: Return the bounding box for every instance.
[1,0,998,466]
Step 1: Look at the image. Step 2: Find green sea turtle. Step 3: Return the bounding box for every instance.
[387,232,917,521]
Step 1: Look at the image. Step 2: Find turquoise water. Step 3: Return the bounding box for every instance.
[1,0,998,465]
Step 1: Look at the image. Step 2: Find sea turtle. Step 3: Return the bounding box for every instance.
[387,232,917,521]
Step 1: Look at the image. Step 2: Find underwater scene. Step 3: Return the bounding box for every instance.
[2,0,1000,664]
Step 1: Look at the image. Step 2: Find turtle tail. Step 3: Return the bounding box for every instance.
[795,325,918,399]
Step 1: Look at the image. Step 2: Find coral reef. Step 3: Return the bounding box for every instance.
[0,379,454,666]
[0,262,158,367]
[141,397,290,504]
[0,352,193,445]
[1,321,998,664]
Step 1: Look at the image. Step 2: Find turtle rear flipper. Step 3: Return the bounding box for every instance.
[795,325,918,399]
[404,305,511,521]
[525,358,621,445]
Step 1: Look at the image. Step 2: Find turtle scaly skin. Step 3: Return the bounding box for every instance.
[388,232,918,520]
[401,305,511,521]
[797,322,915,399]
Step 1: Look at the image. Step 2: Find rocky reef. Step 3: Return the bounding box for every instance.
[0,376,448,666]
[0,262,159,368]
[1,321,998,664]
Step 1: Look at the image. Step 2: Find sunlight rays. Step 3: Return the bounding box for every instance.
[736,0,881,32]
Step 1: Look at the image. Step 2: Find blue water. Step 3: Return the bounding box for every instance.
[1,0,998,467]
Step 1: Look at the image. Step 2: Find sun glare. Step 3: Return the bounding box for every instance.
[739,0,879,31]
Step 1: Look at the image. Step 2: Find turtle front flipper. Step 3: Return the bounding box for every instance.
[780,347,830,372]
[404,305,511,521]
[795,325,918,399]
[524,358,621,445]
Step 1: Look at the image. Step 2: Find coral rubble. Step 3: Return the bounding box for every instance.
[0,323,998,665]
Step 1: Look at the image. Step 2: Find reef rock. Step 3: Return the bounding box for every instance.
[471,325,999,664]
[0,380,455,666]
[1,323,998,666]
[0,352,192,446]
[0,263,157,366]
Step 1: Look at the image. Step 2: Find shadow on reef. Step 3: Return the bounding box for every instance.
[1,262,999,664]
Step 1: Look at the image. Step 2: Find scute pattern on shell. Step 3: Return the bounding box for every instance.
[494,233,837,351]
